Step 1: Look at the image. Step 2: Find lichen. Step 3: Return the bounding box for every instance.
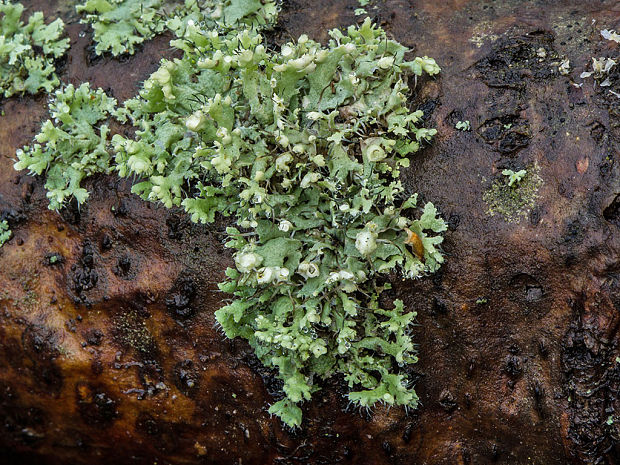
[76,0,166,56]
[502,168,527,187]
[114,17,444,427]
[577,29,620,99]
[15,83,122,210]
[0,1,69,98]
[455,120,470,131]
[14,3,446,429]
[77,0,279,57]
[484,164,542,223]
[0,219,10,247]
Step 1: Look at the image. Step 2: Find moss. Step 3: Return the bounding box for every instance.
[20,290,39,307]
[483,164,543,223]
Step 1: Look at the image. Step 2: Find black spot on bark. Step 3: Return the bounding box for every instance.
[75,383,118,428]
[69,241,99,305]
[166,278,197,320]
[21,325,63,395]
[173,359,200,398]
[604,195,620,228]
[439,389,457,412]
[84,329,104,346]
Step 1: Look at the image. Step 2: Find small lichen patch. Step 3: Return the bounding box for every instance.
[483,164,543,223]
[0,220,10,247]
[355,0,375,16]
[470,21,499,48]
[15,83,122,210]
[76,0,166,57]
[578,29,620,101]
[0,1,69,98]
[455,120,471,131]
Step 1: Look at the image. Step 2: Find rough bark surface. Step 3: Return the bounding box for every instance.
[1,1,620,464]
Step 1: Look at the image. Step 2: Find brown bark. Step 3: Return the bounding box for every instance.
[1,0,620,464]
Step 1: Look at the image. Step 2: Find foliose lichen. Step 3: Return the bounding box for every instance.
[15,2,446,428]
[0,219,10,247]
[578,29,620,99]
[15,83,122,209]
[502,168,527,187]
[0,1,69,98]
[76,0,166,57]
[77,0,278,57]
[455,120,470,131]
[355,0,374,16]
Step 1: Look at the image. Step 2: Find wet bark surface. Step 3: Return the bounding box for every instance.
[1,0,620,464]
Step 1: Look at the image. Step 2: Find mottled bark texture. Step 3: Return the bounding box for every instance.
[1,0,620,464]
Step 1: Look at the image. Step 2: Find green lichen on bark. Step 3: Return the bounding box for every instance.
[14,2,446,429]
[0,0,69,98]
[76,0,278,57]
[15,83,122,209]
[112,17,444,426]
[76,0,166,56]
[0,220,10,247]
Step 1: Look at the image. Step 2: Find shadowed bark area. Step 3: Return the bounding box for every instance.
[1,0,620,464]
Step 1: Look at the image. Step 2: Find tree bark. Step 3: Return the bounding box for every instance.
[1,0,620,464]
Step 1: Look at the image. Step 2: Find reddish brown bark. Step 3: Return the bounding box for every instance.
[1,1,620,464]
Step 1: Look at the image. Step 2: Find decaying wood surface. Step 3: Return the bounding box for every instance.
[1,0,620,464]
